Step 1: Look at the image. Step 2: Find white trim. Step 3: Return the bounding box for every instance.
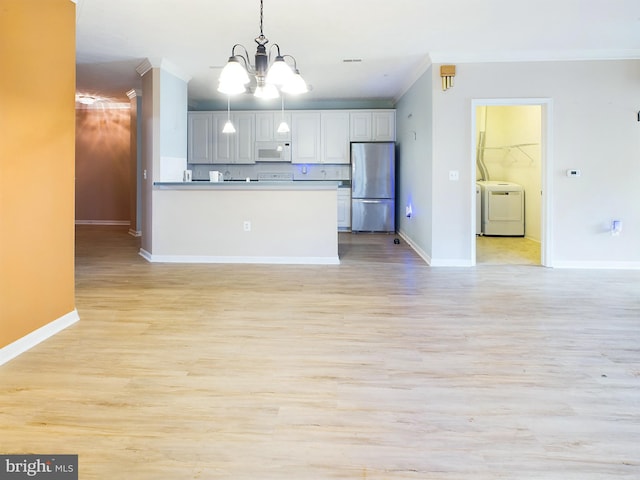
[128,229,142,237]
[75,220,130,226]
[135,58,191,83]
[430,258,474,267]
[75,102,130,110]
[430,49,640,64]
[470,98,554,267]
[135,59,153,77]
[394,55,433,103]
[126,89,142,99]
[397,230,431,265]
[0,310,79,366]
[553,261,640,270]
[139,249,340,265]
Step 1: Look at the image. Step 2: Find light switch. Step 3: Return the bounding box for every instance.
[449,170,459,181]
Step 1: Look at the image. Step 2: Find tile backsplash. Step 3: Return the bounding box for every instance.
[189,163,350,182]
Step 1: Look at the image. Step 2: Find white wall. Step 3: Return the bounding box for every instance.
[140,65,189,254]
[398,59,640,268]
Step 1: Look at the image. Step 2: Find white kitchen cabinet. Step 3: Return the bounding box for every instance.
[211,113,232,163]
[292,111,321,164]
[211,112,255,164]
[337,187,351,231]
[321,111,350,164]
[233,113,256,164]
[190,109,395,165]
[255,111,292,142]
[372,111,396,141]
[349,110,396,141]
[188,112,214,163]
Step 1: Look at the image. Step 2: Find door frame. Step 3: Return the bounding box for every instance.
[470,98,553,267]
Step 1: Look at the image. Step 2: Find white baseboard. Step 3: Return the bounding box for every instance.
[0,310,80,366]
[128,229,142,237]
[75,220,130,226]
[139,249,340,265]
[552,260,640,270]
[397,230,431,265]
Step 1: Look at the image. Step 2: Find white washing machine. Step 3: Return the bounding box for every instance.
[477,181,524,236]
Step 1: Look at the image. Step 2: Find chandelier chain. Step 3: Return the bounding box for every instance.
[259,0,264,37]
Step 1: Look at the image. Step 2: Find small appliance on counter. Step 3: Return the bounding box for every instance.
[209,171,224,182]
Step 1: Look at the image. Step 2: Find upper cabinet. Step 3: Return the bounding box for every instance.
[188,109,395,165]
[187,112,214,163]
[321,111,350,164]
[255,111,292,142]
[291,112,321,164]
[349,110,396,141]
[229,112,255,164]
[187,112,255,164]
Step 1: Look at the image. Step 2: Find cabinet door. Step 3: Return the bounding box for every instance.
[337,188,351,230]
[256,111,292,141]
[255,112,274,142]
[321,111,350,164]
[350,112,372,141]
[188,112,214,163]
[372,111,396,141]
[212,113,233,164]
[233,113,255,164]
[292,112,321,164]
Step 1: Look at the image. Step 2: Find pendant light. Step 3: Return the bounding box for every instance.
[222,96,236,133]
[277,96,290,134]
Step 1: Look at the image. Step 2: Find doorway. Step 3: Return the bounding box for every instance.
[471,99,553,267]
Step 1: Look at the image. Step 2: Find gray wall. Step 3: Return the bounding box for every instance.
[395,66,434,260]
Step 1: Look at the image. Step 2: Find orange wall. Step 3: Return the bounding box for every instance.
[76,107,131,222]
[0,0,76,348]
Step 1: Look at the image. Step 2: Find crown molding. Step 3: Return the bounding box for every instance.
[135,58,191,83]
[394,55,433,103]
[429,49,640,64]
[135,59,153,77]
[126,89,142,99]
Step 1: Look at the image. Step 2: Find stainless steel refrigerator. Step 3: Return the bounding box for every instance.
[351,142,395,232]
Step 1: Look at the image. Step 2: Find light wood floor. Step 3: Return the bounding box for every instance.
[1,226,639,479]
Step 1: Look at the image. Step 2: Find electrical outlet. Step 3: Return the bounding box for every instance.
[449,170,459,181]
[243,221,251,232]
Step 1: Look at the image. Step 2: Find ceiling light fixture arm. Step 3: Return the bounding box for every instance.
[217,0,307,99]
[228,44,253,73]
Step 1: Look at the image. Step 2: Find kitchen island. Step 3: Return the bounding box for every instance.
[141,181,339,264]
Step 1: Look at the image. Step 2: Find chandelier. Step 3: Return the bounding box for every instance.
[217,0,308,99]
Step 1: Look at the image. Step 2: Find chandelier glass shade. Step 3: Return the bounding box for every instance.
[217,0,308,98]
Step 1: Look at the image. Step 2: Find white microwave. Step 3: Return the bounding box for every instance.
[255,141,291,162]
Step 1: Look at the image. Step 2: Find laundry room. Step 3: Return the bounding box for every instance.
[475,105,542,264]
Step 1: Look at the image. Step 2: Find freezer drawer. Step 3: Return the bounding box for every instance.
[351,199,395,232]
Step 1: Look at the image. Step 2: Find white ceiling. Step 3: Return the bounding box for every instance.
[75,0,640,105]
